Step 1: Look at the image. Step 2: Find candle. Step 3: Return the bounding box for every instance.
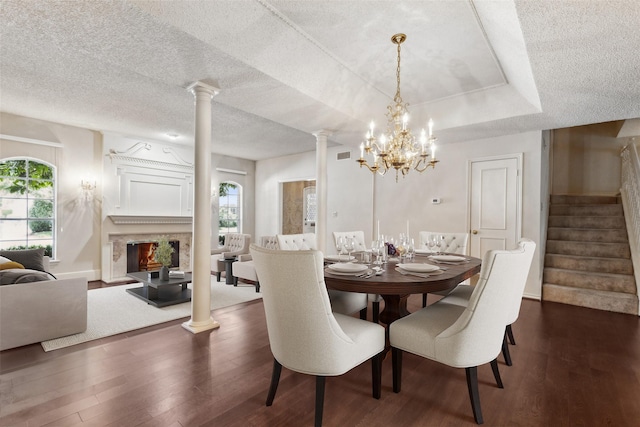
[428,118,434,137]
[402,113,408,131]
[377,220,380,240]
[360,142,364,159]
[431,143,437,160]
[406,220,410,238]
[420,129,427,153]
[370,121,375,134]
[380,134,386,152]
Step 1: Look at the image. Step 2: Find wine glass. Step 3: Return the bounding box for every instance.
[371,239,382,265]
[427,235,437,253]
[407,238,415,260]
[435,235,444,255]
[335,236,344,262]
[344,237,355,262]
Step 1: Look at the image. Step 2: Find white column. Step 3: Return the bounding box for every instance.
[182,81,221,334]
[313,130,331,253]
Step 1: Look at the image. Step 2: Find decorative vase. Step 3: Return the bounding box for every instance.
[160,265,170,281]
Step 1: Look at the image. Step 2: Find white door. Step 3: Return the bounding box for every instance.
[469,155,522,258]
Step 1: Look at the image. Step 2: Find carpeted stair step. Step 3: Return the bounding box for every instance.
[550,195,620,205]
[545,253,634,275]
[548,215,626,229]
[547,227,628,243]
[543,283,638,315]
[550,204,623,216]
[546,240,631,258]
[543,267,636,294]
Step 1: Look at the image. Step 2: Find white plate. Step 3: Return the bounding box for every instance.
[325,268,372,276]
[429,255,467,262]
[327,263,368,273]
[415,249,433,255]
[325,255,356,262]
[397,263,440,273]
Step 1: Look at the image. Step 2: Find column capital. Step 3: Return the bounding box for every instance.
[312,129,333,140]
[186,81,221,98]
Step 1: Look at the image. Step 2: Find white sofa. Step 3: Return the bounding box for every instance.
[0,254,88,351]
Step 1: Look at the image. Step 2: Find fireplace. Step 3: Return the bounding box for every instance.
[126,240,180,273]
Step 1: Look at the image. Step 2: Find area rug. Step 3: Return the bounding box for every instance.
[41,279,262,352]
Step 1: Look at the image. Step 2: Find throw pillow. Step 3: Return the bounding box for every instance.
[0,269,51,285]
[0,261,25,270]
[0,248,45,271]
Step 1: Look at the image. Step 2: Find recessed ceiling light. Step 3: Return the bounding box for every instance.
[166,133,179,139]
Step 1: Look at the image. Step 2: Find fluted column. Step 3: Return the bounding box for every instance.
[182,81,221,334]
[313,130,331,253]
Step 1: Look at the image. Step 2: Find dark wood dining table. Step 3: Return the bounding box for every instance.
[324,254,482,326]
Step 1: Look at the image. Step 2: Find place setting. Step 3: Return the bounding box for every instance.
[427,254,469,265]
[395,262,444,278]
[324,262,375,278]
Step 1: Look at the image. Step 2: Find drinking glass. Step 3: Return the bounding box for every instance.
[407,238,415,260]
[335,236,344,262]
[427,235,437,253]
[371,239,382,265]
[344,237,355,261]
[435,235,444,255]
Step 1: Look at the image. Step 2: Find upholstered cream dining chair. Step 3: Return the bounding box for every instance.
[418,231,469,307]
[389,240,536,424]
[276,233,369,319]
[210,233,251,282]
[438,239,536,366]
[332,230,381,323]
[250,244,385,427]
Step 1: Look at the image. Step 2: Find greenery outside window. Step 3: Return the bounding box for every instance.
[0,158,55,257]
[219,182,241,244]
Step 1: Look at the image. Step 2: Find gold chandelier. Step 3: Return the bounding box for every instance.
[357,33,438,182]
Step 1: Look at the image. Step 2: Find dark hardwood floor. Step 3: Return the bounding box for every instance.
[1,288,639,426]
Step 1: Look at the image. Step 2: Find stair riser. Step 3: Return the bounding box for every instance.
[548,216,626,229]
[546,241,631,258]
[545,254,634,275]
[550,195,620,205]
[542,284,638,315]
[543,269,636,294]
[550,205,623,216]
[547,228,628,243]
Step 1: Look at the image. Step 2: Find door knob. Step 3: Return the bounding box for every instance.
[472,230,478,234]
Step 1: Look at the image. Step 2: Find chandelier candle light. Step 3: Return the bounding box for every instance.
[357,33,439,182]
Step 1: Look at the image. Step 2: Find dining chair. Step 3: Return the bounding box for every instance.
[438,239,536,366]
[332,231,381,323]
[231,235,279,292]
[210,233,251,282]
[250,244,385,427]
[276,233,369,318]
[417,231,469,307]
[389,240,535,424]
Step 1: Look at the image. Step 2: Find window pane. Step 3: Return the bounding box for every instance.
[28,199,54,219]
[0,160,26,177]
[28,219,53,236]
[0,219,28,239]
[0,178,28,196]
[29,180,54,198]
[28,161,53,180]
[0,198,28,218]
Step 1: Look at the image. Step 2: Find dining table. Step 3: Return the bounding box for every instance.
[324,254,482,327]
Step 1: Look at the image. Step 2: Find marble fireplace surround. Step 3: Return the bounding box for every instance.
[106,215,192,283]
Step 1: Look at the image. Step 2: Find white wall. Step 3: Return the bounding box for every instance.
[1,113,102,280]
[256,130,544,298]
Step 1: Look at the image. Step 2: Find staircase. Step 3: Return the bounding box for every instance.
[543,195,638,315]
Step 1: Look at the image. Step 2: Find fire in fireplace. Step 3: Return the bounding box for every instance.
[126,240,180,273]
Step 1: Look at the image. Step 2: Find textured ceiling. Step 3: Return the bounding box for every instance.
[1,0,639,161]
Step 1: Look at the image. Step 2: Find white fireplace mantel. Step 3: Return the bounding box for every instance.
[108,215,193,225]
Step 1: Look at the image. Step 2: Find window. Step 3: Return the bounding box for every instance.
[219,181,241,244]
[0,158,55,257]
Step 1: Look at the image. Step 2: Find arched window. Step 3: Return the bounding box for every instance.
[0,158,56,257]
[218,181,242,243]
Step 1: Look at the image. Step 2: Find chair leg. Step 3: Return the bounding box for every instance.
[359,307,367,320]
[255,281,260,293]
[315,376,326,427]
[233,276,238,287]
[502,331,513,366]
[506,324,515,345]
[216,272,221,282]
[422,293,428,307]
[372,301,380,324]
[266,358,282,406]
[465,366,484,424]
[371,351,382,399]
[392,347,403,393]
[490,358,504,388]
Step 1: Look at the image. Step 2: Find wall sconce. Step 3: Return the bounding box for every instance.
[81,177,96,200]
